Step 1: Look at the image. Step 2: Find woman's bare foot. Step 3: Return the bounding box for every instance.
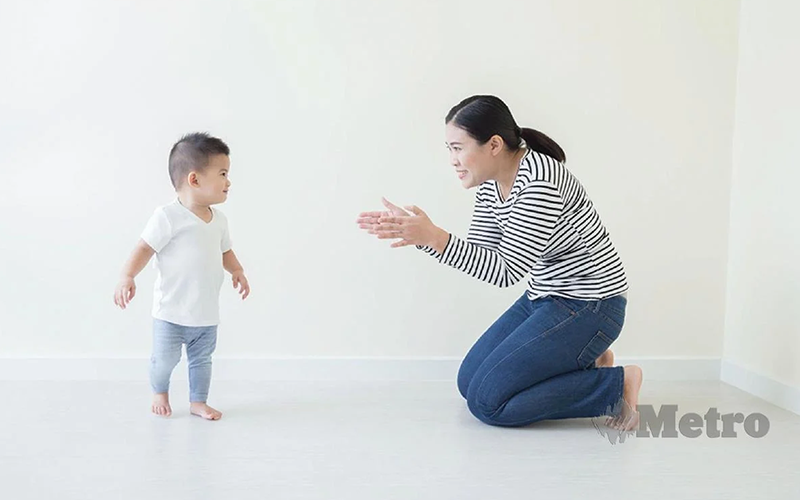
[606,365,643,431]
[152,393,172,417]
[596,349,614,367]
[190,402,222,420]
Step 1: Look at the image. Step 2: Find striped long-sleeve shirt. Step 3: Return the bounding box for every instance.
[419,149,628,300]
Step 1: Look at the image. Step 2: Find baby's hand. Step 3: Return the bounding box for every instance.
[232,271,250,300]
[114,277,136,310]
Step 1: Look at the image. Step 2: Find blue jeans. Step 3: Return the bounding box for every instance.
[457,293,627,427]
[150,319,218,403]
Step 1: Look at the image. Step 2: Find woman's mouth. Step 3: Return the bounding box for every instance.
[457,170,467,180]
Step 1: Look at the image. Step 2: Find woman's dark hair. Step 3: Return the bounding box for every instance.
[445,95,565,163]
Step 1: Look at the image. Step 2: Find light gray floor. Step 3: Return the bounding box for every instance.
[1,379,798,499]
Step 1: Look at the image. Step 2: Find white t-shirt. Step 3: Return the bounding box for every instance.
[140,199,232,327]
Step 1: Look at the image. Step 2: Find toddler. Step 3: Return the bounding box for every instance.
[113,132,250,420]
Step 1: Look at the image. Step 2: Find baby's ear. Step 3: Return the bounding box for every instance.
[187,172,199,186]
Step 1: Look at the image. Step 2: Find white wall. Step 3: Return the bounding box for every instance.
[724,0,800,389]
[0,0,740,360]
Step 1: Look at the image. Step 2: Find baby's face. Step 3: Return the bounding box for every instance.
[196,154,231,204]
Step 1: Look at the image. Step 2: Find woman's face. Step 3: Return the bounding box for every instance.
[445,122,499,189]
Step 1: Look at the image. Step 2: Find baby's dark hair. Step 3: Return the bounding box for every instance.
[168,132,230,188]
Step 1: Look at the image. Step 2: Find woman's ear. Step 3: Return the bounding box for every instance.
[489,135,505,156]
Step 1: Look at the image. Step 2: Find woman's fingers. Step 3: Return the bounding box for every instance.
[357,211,389,230]
[404,205,425,217]
[377,216,407,224]
[376,230,403,239]
[358,208,416,242]
[359,213,407,233]
[357,211,386,219]
[381,197,399,211]
[357,210,390,221]
[374,222,402,231]
[382,198,412,216]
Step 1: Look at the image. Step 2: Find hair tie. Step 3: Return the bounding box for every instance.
[516,127,527,148]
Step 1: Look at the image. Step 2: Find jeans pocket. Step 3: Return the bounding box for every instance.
[600,297,627,329]
[577,330,615,369]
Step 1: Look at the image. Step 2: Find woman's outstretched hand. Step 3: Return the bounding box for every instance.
[357,197,450,252]
[356,198,411,242]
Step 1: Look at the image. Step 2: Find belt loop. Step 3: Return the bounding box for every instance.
[593,299,603,314]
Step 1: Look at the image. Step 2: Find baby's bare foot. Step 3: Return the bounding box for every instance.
[152,393,172,417]
[595,349,614,368]
[190,402,222,420]
[606,365,643,431]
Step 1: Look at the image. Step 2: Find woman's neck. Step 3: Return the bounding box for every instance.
[495,147,527,199]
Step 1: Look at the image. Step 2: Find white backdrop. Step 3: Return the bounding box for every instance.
[0,0,740,361]
[724,0,800,389]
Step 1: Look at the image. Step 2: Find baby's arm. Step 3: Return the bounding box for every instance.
[223,249,250,300]
[114,240,155,309]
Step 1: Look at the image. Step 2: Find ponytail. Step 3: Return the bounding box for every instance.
[518,127,566,163]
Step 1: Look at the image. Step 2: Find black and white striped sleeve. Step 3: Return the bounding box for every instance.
[423,181,564,287]
[465,192,503,249]
[417,191,501,257]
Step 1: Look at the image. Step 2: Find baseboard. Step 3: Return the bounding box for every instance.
[0,356,721,382]
[616,356,721,381]
[720,360,800,416]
